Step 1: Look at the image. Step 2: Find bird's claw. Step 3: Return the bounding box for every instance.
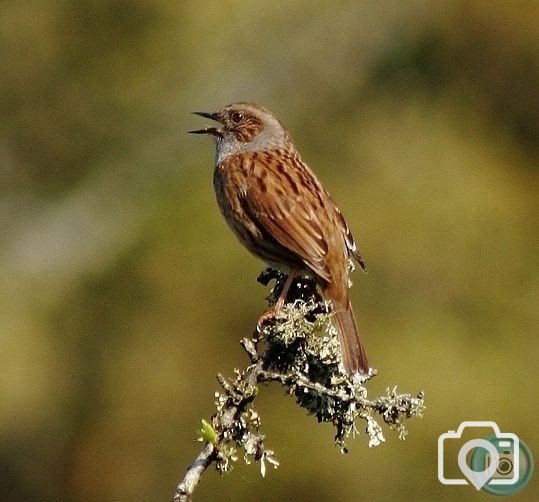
[256,308,277,334]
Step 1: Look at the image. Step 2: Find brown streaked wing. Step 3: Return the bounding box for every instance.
[333,204,367,271]
[241,153,333,282]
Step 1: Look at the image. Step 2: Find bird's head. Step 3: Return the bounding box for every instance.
[190,103,291,161]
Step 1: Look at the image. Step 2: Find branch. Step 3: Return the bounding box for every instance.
[173,443,215,502]
[172,269,425,501]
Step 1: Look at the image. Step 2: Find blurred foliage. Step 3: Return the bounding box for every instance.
[0,1,537,501]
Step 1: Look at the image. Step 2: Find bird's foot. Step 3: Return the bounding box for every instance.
[256,308,278,334]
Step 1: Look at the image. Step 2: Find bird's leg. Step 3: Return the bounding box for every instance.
[257,269,298,331]
[273,269,298,312]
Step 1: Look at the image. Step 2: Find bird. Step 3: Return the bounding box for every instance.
[190,103,369,375]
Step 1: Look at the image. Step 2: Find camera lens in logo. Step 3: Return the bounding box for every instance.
[484,449,515,479]
[497,456,513,476]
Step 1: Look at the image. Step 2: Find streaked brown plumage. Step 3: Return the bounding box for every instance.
[190,103,369,375]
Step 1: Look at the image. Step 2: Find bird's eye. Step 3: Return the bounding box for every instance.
[230,112,243,124]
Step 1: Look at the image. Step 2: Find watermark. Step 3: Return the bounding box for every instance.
[438,421,534,495]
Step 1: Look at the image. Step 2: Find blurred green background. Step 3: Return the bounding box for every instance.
[1,1,537,501]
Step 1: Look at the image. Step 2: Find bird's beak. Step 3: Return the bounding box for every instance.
[189,111,224,136]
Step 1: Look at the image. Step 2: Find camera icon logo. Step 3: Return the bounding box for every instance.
[438,421,534,495]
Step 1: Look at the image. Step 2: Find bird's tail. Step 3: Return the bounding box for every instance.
[333,301,369,375]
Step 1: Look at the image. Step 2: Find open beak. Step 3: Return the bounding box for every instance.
[189,111,223,136]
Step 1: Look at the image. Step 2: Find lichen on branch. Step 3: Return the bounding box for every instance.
[173,269,425,501]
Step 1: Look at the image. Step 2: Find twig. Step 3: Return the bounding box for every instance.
[174,351,265,501]
[172,270,425,500]
[173,443,215,502]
